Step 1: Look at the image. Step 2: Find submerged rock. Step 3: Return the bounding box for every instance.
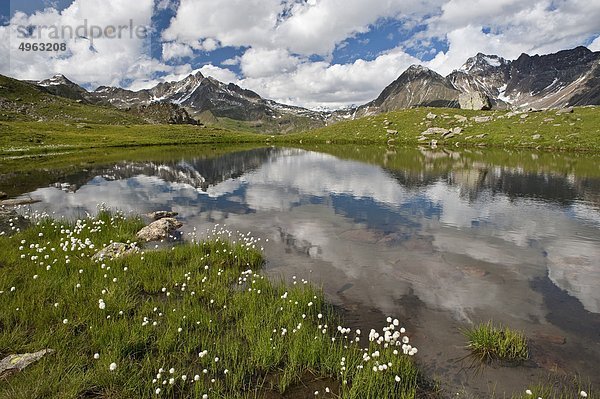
[136,218,183,242]
[533,332,566,345]
[92,242,139,261]
[0,349,54,378]
[0,198,40,206]
[146,211,179,221]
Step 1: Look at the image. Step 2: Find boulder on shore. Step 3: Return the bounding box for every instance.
[136,218,183,242]
[0,349,54,379]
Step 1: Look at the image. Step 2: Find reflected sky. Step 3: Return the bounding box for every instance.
[25,148,600,313]
[20,146,600,393]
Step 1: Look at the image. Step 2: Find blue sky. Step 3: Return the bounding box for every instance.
[1,0,600,109]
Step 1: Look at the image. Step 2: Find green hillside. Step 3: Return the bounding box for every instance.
[279,107,600,152]
[0,74,146,125]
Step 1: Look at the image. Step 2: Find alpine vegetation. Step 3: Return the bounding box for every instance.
[0,207,428,398]
[463,321,529,363]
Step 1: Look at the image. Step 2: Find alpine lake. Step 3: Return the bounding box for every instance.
[2,143,599,398]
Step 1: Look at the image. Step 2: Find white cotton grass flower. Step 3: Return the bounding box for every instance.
[525,389,533,395]
[580,392,588,398]
[93,353,99,359]
[109,362,117,371]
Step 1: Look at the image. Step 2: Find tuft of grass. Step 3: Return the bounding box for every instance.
[512,376,595,399]
[463,321,529,363]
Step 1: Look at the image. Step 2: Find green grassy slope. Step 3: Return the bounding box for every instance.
[0,212,427,398]
[0,122,267,155]
[0,75,146,125]
[2,71,599,153]
[278,107,600,152]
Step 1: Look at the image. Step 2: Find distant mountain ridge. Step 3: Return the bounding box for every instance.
[31,71,327,133]
[3,46,599,131]
[357,46,600,115]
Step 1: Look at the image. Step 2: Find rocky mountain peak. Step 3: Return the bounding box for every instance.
[404,64,436,76]
[360,63,460,114]
[184,70,206,83]
[460,53,507,73]
[38,74,76,87]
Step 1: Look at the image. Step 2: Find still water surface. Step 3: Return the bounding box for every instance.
[10,145,600,396]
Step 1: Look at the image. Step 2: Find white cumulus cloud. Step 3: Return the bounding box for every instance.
[1,0,599,108]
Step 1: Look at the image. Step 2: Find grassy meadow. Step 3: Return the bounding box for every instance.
[279,107,600,152]
[0,122,267,157]
[1,106,599,158]
[0,210,429,398]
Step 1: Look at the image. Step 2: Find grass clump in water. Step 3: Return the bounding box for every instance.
[463,321,529,363]
[513,376,595,399]
[0,209,431,398]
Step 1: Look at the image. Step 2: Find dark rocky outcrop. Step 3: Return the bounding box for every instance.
[127,102,198,125]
